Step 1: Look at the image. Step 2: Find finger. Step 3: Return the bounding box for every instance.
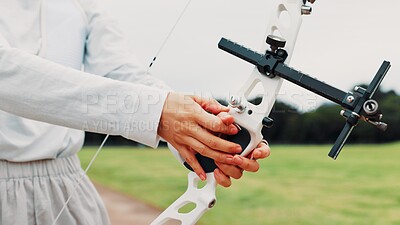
[189,127,242,155]
[215,162,243,180]
[233,155,260,172]
[192,96,229,114]
[216,112,234,125]
[181,136,236,165]
[214,168,231,187]
[216,112,239,135]
[251,142,271,159]
[194,110,238,135]
[174,143,206,180]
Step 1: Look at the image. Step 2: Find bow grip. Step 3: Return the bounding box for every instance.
[167,144,219,173]
[167,117,263,173]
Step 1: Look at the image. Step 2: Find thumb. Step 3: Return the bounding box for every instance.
[192,96,229,115]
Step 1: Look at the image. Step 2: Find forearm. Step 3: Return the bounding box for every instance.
[0,46,168,147]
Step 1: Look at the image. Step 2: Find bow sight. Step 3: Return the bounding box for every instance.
[218,35,390,159]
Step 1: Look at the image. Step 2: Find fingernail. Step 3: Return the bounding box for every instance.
[233,156,243,165]
[199,173,206,181]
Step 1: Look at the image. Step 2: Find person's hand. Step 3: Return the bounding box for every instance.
[158,92,242,180]
[214,141,271,187]
[203,111,271,187]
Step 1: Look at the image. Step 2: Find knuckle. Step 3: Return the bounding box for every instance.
[186,113,198,124]
[184,155,195,165]
[240,158,250,168]
[209,119,222,132]
[207,138,218,148]
[215,119,224,128]
[196,145,207,155]
[174,135,185,144]
[217,154,227,163]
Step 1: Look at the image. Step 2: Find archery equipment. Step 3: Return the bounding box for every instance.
[218,36,390,159]
[151,0,314,224]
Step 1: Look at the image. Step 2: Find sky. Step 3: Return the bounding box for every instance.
[104,0,400,112]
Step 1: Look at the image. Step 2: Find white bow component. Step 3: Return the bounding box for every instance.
[151,1,313,224]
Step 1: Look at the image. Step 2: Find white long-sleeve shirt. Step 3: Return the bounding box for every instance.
[0,0,171,161]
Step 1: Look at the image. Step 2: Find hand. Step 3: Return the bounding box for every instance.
[158,92,242,180]
[214,141,271,187]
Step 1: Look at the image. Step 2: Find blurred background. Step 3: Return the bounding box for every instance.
[87,0,400,147]
[82,0,400,224]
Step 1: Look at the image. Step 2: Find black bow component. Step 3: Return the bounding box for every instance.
[218,35,390,160]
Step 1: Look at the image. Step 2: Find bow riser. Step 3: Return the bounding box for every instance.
[154,1,308,224]
[231,0,304,157]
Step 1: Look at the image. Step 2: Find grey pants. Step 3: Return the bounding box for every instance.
[0,155,111,225]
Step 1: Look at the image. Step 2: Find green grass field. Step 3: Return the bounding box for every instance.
[79,143,400,225]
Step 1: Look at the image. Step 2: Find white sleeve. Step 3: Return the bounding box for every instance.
[0,38,169,148]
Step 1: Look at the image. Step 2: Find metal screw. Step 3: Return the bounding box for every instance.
[346,95,355,103]
[208,199,216,208]
[376,122,388,132]
[363,99,379,115]
[229,95,246,113]
[301,5,312,15]
[368,120,388,132]
[340,110,345,117]
[229,96,239,106]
